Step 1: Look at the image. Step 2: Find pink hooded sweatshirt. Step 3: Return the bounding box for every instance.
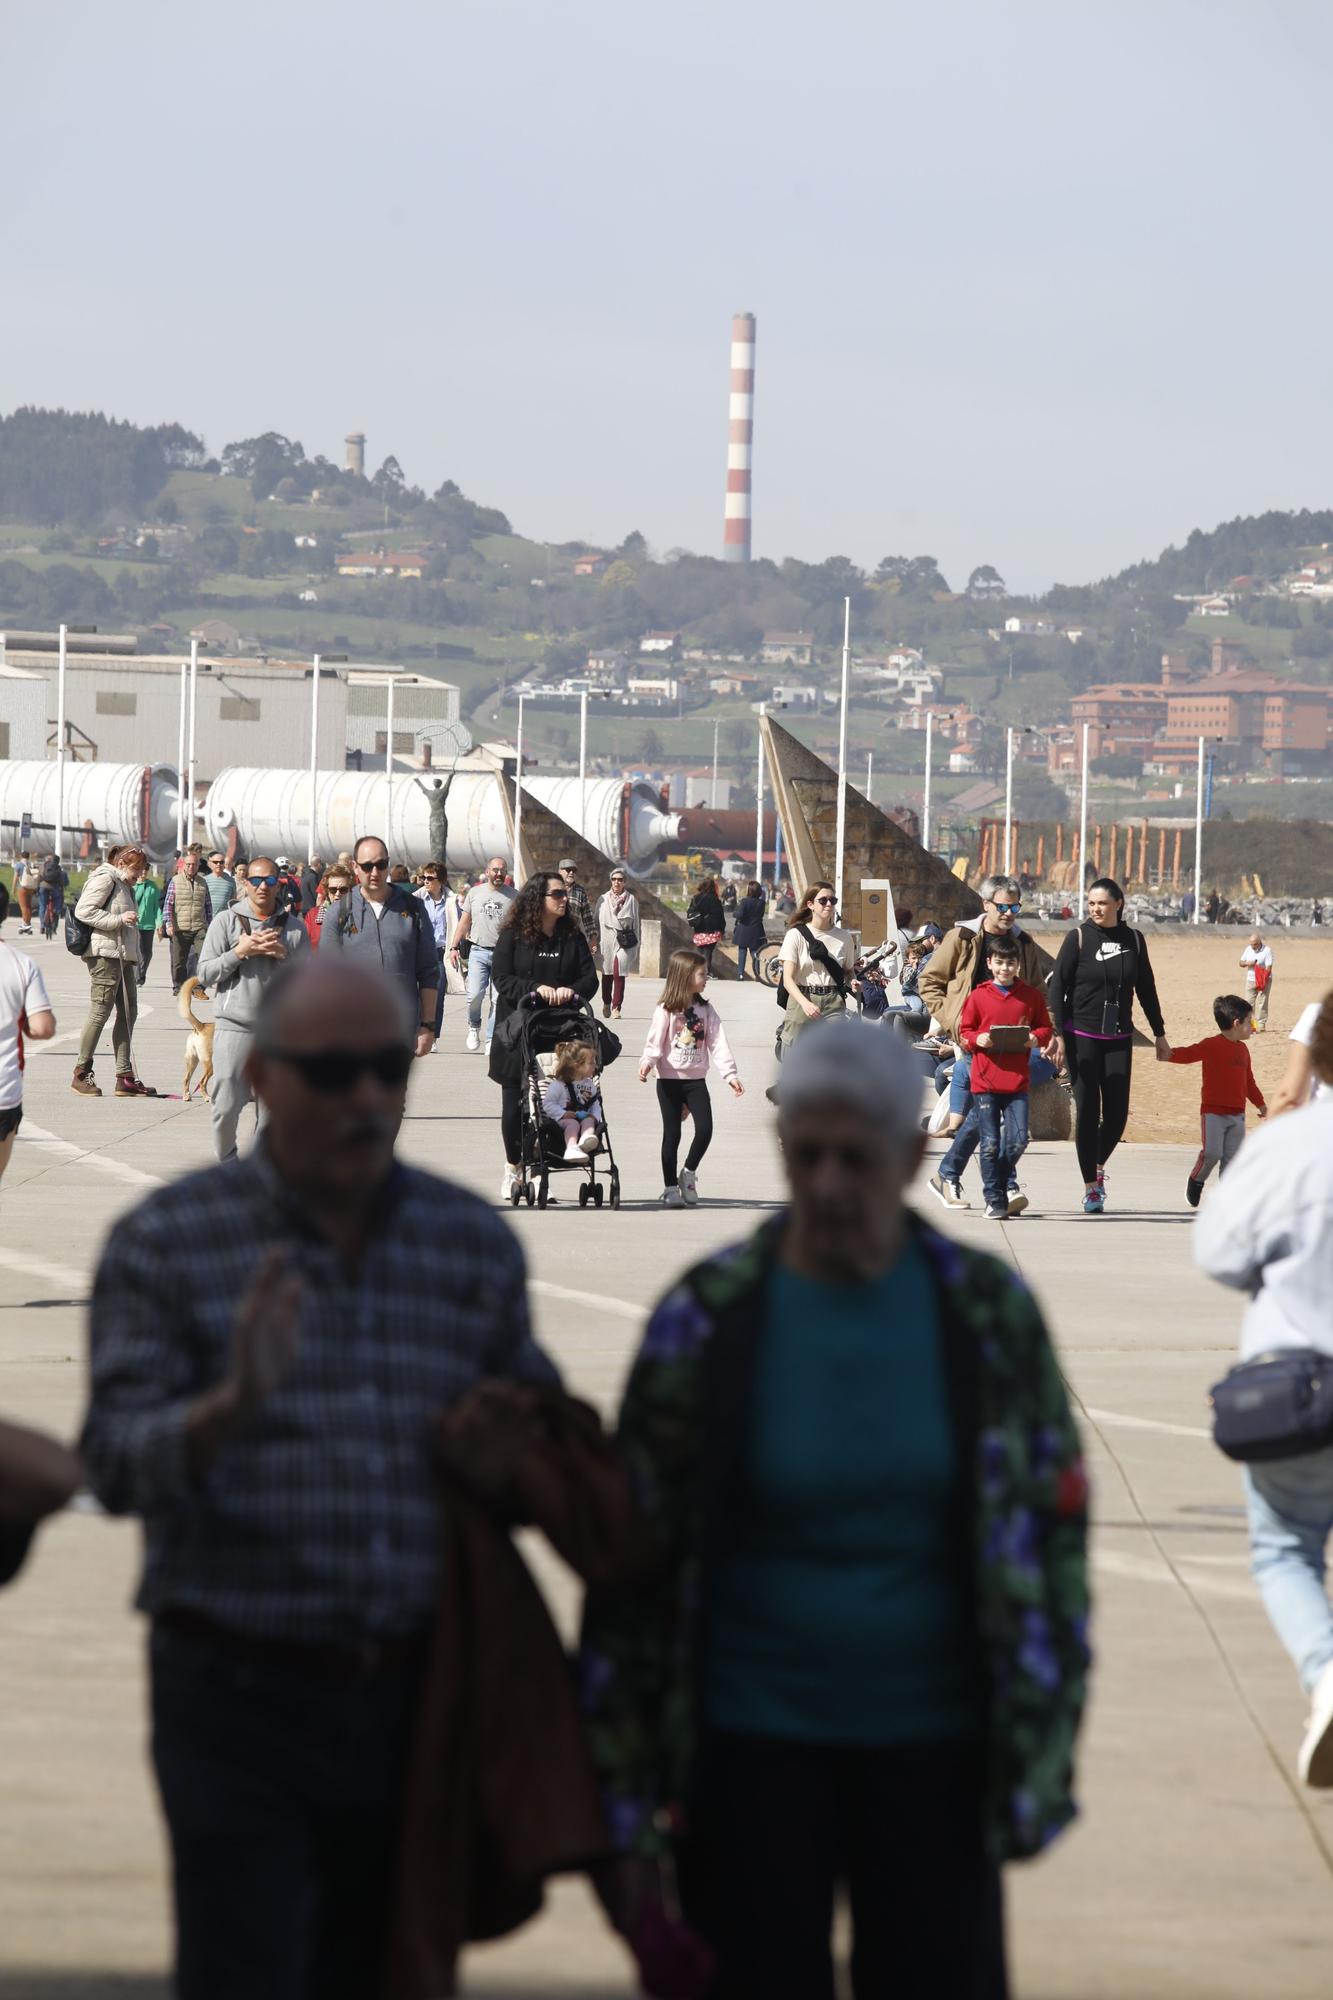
[640,998,739,1083]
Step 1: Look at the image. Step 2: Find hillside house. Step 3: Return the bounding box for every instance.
[760,631,815,667]
[335,550,427,579]
[572,552,609,578]
[638,630,680,655]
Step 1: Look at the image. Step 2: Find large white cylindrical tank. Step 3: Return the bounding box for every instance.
[203,769,683,875]
[0,761,180,860]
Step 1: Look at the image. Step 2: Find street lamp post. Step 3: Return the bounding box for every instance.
[55,623,96,865]
[578,690,589,830]
[307,653,347,863]
[712,718,720,810]
[755,705,766,889]
[865,751,873,806]
[176,654,188,852]
[514,694,526,888]
[1003,726,1034,875]
[833,596,851,916]
[1077,722,1090,920]
[1194,733,1206,925]
[186,638,199,851]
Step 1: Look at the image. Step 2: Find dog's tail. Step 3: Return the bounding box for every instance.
[179,977,210,1029]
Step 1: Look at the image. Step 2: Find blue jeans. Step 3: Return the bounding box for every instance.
[432,948,446,1038]
[465,944,495,1043]
[150,1623,423,2000]
[975,1091,1029,1209]
[1245,1448,1333,1694]
[737,946,758,978]
[37,884,63,929]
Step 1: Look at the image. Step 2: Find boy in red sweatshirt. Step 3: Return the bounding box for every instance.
[957,936,1053,1221]
[1166,992,1267,1208]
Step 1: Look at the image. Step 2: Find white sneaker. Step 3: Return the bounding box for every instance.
[578,1127,600,1154]
[500,1167,519,1202]
[466,1027,480,1053]
[563,1144,585,1163]
[659,1186,684,1207]
[678,1168,699,1206]
[1299,1659,1333,1785]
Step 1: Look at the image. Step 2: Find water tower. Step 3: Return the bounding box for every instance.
[345,432,366,477]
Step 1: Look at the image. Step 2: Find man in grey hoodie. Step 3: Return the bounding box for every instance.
[197,857,310,1161]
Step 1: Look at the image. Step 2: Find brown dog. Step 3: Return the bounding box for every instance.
[178,977,215,1101]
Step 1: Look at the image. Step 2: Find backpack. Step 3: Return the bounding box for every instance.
[40,855,62,887]
[65,870,116,956]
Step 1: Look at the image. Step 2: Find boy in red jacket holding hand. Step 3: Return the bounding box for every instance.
[1164,992,1267,1208]
[958,935,1053,1220]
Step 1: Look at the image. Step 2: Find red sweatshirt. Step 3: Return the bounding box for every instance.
[1169,1034,1266,1117]
[957,977,1053,1095]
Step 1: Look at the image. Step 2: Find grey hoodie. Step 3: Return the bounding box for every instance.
[196,898,310,1031]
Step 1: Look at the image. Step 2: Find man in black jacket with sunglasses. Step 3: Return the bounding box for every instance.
[82,959,559,2000]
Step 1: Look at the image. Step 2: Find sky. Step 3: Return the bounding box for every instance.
[7,0,1333,592]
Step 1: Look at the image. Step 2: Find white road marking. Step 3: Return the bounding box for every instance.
[16,1122,165,1190]
[0,1247,88,1290]
[1085,1407,1210,1440]
[530,1279,645,1323]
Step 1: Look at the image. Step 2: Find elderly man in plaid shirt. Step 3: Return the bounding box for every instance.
[82,958,559,2000]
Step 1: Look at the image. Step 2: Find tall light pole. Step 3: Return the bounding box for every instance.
[186,638,200,850]
[578,689,589,829]
[833,596,852,916]
[1193,733,1206,926]
[176,653,188,852]
[712,718,720,809]
[865,750,873,805]
[513,694,526,888]
[755,704,766,888]
[1003,726,1034,875]
[307,653,347,863]
[54,623,96,865]
[1077,721,1090,920]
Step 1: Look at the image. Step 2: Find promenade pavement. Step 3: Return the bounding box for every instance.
[1,942,1331,1998]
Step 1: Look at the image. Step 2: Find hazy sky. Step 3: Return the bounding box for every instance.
[7,1,1333,590]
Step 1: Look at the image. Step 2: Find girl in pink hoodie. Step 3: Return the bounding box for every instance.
[639,947,745,1208]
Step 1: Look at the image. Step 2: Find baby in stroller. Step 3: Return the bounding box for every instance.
[540,1039,605,1161]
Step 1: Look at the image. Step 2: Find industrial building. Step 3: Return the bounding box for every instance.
[0,633,459,785]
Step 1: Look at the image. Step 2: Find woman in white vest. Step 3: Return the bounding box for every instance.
[596,867,640,1020]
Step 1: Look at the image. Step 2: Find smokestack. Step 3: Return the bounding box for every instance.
[723,312,755,562]
[345,432,366,477]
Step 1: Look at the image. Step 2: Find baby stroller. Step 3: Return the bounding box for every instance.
[509,996,622,1211]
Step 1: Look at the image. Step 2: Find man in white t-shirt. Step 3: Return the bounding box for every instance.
[1239,934,1275,1031]
[449,858,515,1054]
[0,941,56,1184]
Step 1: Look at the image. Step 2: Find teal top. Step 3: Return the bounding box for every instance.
[704,1246,982,1744]
[134,879,163,930]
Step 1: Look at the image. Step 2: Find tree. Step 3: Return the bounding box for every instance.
[966,563,1006,597]
[155,496,180,525]
[1013,763,1072,819]
[601,559,637,591]
[373,455,406,495]
[639,726,664,764]
[1092,752,1143,781]
[617,529,648,562]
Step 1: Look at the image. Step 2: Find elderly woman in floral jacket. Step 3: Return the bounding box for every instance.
[580,1022,1090,2000]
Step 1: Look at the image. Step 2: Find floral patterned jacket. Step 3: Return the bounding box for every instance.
[578,1211,1091,1864]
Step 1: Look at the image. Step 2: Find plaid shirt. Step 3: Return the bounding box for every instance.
[565,880,598,952]
[82,1147,558,1644]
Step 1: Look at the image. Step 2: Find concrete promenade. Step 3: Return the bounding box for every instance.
[1,946,1331,1997]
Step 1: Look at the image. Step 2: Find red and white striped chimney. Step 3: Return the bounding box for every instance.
[723,311,755,563]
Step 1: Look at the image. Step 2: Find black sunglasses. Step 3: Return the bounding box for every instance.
[357,855,390,872]
[248,873,280,888]
[813,895,837,907]
[546,887,569,900]
[266,1046,414,1093]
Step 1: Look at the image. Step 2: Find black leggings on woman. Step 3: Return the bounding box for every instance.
[1067,1035,1133,1184]
[500,1080,523,1165]
[657,1078,713,1186]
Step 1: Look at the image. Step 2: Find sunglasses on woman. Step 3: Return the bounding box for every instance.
[546,888,569,901]
[813,895,836,907]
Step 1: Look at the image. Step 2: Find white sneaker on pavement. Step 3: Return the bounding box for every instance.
[500,1166,519,1203]
[659,1186,684,1208]
[466,1027,480,1053]
[678,1168,699,1206]
[1299,1659,1333,1785]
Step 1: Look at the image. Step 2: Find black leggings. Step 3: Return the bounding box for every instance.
[1067,1035,1133,1184]
[657,1078,713,1185]
[500,1080,523,1166]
